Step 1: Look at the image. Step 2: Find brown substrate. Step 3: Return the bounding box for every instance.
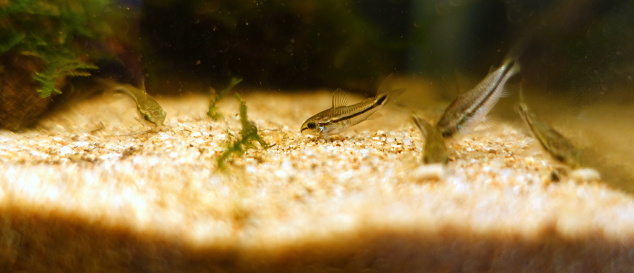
[0,54,52,130]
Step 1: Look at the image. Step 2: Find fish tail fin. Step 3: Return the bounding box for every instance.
[501,57,521,76]
[375,74,405,105]
[411,113,431,138]
[516,84,536,123]
[497,58,521,98]
[504,33,529,63]
[518,80,527,103]
[497,35,522,78]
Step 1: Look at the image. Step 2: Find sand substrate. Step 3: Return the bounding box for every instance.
[0,89,633,272]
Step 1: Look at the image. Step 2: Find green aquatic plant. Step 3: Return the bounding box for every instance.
[207,77,242,120]
[0,0,111,97]
[217,93,269,169]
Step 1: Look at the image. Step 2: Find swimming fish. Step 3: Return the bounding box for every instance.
[114,83,166,126]
[411,114,449,164]
[436,58,520,137]
[300,74,404,139]
[516,99,582,169]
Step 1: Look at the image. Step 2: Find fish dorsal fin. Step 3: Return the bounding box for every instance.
[332,88,349,108]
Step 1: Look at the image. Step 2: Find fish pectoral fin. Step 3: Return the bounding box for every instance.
[331,88,350,108]
[473,118,498,132]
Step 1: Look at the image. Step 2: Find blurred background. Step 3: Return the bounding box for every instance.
[2,0,633,98]
[134,0,633,97]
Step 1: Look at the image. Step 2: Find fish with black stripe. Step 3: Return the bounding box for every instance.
[300,75,404,139]
[436,58,520,138]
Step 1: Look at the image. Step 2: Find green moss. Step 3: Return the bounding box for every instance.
[207,77,242,120]
[0,0,112,97]
[216,93,269,169]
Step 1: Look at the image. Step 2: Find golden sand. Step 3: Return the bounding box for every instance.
[0,87,632,272]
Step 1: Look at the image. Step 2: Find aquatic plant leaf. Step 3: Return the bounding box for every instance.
[216,93,268,169]
[208,77,243,120]
[2,0,110,97]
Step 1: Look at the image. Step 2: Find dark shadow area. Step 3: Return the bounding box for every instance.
[1,206,633,272]
[139,0,408,95]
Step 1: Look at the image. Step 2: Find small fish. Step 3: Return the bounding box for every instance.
[114,83,166,126]
[517,101,582,169]
[411,114,449,164]
[436,58,520,137]
[300,74,404,139]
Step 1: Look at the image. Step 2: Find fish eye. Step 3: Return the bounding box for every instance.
[306,122,316,129]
